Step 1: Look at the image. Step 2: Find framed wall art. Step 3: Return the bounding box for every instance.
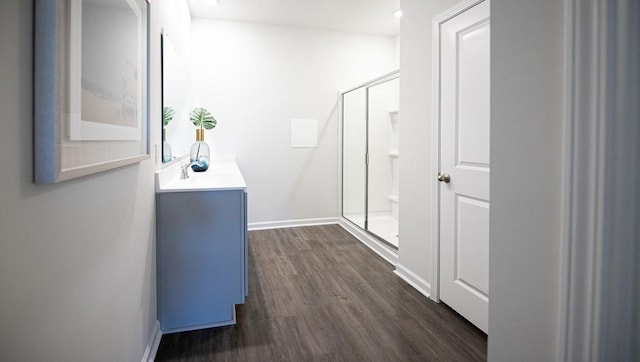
[34,0,150,183]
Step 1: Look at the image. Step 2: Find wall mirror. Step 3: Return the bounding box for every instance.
[161,30,191,163]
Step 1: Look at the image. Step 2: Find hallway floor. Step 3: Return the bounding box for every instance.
[155,225,487,361]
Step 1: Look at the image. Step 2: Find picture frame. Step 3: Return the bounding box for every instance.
[34,0,150,184]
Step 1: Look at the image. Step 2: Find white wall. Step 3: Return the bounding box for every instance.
[190,19,396,224]
[488,0,565,360]
[397,0,459,290]
[393,35,401,68]
[0,0,187,360]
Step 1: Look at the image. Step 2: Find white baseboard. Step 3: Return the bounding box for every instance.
[141,320,162,362]
[394,263,432,298]
[338,218,398,266]
[248,217,338,231]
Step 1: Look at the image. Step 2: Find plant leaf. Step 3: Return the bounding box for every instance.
[163,106,175,127]
[190,107,217,130]
[202,119,217,130]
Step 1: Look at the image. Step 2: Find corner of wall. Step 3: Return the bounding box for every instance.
[394,264,432,298]
[141,321,162,362]
[396,0,460,301]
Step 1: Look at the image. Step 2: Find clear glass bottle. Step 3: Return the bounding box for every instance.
[162,129,173,163]
[189,129,210,172]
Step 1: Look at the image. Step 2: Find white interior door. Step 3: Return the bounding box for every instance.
[438,0,490,333]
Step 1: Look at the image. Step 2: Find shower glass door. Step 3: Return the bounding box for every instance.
[367,78,399,246]
[342,88,367,229]
[341,72,399,248]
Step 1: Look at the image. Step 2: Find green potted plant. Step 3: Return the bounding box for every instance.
[189,107,217,171]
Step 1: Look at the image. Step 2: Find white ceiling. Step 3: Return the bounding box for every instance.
[187,0,401,36]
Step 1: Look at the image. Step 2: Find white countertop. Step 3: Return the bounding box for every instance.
[156,156,247,193]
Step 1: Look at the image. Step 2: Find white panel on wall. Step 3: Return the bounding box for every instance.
[290,118,318,148]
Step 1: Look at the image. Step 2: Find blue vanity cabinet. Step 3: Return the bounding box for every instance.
[156,189,248,333]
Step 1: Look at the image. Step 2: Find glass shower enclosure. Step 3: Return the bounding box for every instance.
[342,71,399,248]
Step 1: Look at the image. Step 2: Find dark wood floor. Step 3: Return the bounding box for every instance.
[155,225,487,361]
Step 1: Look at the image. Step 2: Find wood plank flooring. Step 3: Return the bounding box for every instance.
[155,225,487,361]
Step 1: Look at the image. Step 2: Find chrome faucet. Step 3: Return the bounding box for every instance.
[180,163,190,180]
[180,161,205,179]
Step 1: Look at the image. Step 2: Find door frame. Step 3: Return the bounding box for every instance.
[558,0,639,359]
[429,0,487,303]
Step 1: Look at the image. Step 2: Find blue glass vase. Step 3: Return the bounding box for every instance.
[189,129,210,172]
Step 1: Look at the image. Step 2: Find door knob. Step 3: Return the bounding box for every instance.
[437,173,451,183]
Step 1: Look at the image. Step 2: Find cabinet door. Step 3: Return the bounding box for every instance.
[242,190,248,297]
[157,190,245,332]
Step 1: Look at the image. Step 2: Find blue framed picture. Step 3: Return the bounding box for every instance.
[34,0,150,183]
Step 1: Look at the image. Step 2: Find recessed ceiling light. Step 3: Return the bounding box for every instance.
[394,9,403,18]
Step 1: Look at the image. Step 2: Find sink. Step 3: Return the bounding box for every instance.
[156,156,247,193]
[178,172,238,187]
